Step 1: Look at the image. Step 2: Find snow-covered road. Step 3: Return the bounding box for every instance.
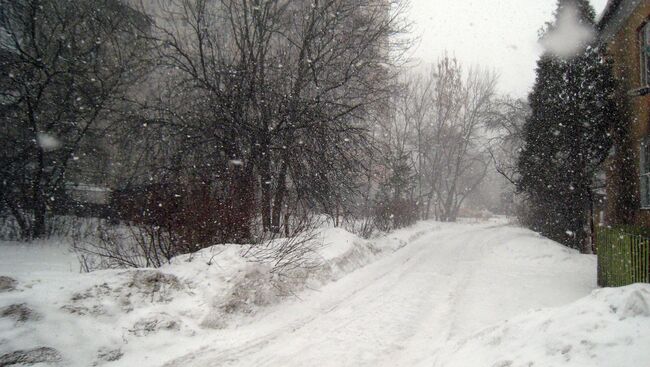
[160,223,596,367]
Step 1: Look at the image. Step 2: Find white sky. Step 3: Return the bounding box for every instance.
[406,0,609,98]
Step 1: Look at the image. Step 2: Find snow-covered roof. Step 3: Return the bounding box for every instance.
[597,0,644,43]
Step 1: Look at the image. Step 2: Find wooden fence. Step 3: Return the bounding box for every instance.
[596,226,650,287]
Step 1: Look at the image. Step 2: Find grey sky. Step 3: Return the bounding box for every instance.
[406,0,609,98]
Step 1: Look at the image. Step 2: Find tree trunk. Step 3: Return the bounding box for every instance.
[335,202,340,228]
[270,161,288,233]
[32,148,47,239]
[4,198,30,240]
[425,190,434,220]
[32,199,46,239]
[284,212,290,237]
[258,150,272,232]
[589,194,596,254]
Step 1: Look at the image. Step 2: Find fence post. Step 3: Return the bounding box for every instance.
[596,227,602,286]
[645,237,649,283]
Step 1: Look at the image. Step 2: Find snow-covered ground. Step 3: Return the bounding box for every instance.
[431,284,650,367]
[1,221,648,366]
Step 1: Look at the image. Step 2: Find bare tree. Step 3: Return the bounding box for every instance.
[430,60,496,221]
[0,0,152,239]
[486,97,529,185]
[378,56,498,222]
[127,0,409,240]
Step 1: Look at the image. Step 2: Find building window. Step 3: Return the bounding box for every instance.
[640,138,650,208]
[641,22,650,86]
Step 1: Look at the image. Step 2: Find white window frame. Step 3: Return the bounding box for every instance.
[640,138,650,209]
[641,21,650,87]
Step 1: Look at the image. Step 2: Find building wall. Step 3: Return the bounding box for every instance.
[605,2,650,226]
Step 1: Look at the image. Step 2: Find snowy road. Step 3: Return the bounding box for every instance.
[159,223,595,367]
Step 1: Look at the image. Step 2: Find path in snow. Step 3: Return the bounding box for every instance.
[159,223,595,367]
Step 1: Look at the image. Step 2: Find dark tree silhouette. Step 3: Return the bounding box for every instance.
[517,0,623,251]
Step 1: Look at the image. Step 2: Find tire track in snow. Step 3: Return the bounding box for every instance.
[163,224,493,367]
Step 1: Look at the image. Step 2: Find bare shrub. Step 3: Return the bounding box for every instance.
[74,213,323,275]
[244,215,323,275]
[73,223,180,271]
[343,215,377,239]
[111,179,255,249]
[0,216,22,240]
[0,215,103,241]
[373,198,419,232]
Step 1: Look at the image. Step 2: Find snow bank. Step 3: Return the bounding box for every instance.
[0,240,79,275]
[154,222,597,367]
[431,284,650,367]
[3,221,629,367]
[0,223,426,366]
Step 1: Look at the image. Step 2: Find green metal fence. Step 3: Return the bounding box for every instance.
[596,226,650,287]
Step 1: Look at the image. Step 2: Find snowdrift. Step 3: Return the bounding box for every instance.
[0,224,428,366]
[431,284,650,367]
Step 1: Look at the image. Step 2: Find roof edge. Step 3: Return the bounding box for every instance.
[596,0,622,30]
[597,0,643,43]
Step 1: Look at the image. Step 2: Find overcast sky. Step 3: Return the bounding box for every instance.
[406,0,609,98]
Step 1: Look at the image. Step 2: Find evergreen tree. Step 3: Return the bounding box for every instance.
[517,0,622,251]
